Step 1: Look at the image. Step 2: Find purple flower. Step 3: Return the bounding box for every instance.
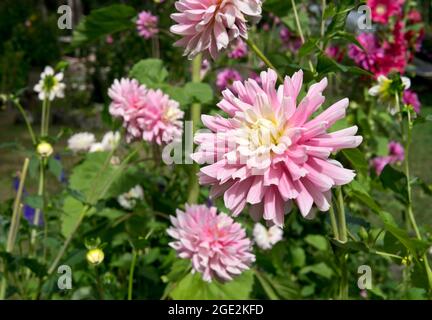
[216,68,242,92]
[371,141,404,175]
[228,39,248,59]
[12,176,43,226]
[403,90,421,114]
[136,11,159,39]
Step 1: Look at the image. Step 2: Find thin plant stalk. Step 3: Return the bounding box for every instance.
[396,93,432,289]
[128,250,138,300]
[290,0,315,72]
[328,205,339,239]
[11,99,36,145]
[1,158,30,300]
[187,54,202,204]
[31,159,45,246]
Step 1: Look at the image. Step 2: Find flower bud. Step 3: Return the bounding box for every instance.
[37,141,53,157]
[86,248,104,265]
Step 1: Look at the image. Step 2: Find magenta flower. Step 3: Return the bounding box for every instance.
[228,39,248,59]
[371,141,404,175]
[192,69,362,225]
[170,0,262,59]
[108,79,183,145]
[216,68,242,92]
[403,90,421,113]
[167,204,255,282]
[279,27,302,53]
[367,0,403,24]
[136,11,159,39]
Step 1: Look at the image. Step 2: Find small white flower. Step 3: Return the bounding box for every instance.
[253,223,283,250]
[68,132,96,152]
[34,66,66,101]
[117,185,144,210]
[368,75,411,98]
[89,142,105,153]
[101,131,121,151]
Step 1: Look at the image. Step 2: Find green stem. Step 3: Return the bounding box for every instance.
[12,100,36,145]
[1,158,30,300]
[320,0,326,49]
[31,159,45,247]
[41,99,47,137]
[244,38,283,83]
[128,250,138,300]
[397,95,432,290]
[329,205,339,239]
[44,100,51,137]
[47,205,89,275]
[336,187,347,243]
[187,54,202,204]
[290,0,315,72]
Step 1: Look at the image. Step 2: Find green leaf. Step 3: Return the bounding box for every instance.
[291,247,306,268]
[184,82,214,104]
[170,271,254,300]
[298,38,319,57]
[345,180,382,213]
[129,59,168,87]
[61,197,88,238]
[160,84,192,107]
[376,137,389,156]
[48,157,63,181]
[330,239,369,253]
[300,262,334,279]
[24,195,44,209]
[305,234,328,251]
[254,270,279,300]
[341,149,368,176]
[69,152,115,203]
[72,4,136,47]
[379,165,408,203]
[95,208,124,220]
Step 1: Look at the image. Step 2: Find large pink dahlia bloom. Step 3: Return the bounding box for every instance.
[167,204,255,282]
[108,79,184,145]
[192,69,362,226]
[170,0,262,59]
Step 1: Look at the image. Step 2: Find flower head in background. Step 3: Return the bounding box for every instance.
[167,204,255,282]
[89,143,105,153]
[68,132,96,152]
[367,0,403,24]
[101,131,121,151]
[368,75,410,111]
[216,68,242,92]
[253,223,283,250]
[371,141,405,175]
[117,185,144,210]
[108,78,147,120]
[403,90,421,114]
[34,66,66,101]
[136,11,159,39]
[108,79,183,144]
[228,39,248,59]
[170,0,262,59]
[279,27,302,53]
[192,69,362,225]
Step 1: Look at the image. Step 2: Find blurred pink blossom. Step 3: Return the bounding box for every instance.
[136,11,159,39]
[403,90,421,113]
[367,0,403,24]
[167,204,255,282]
[216,68,242,92]
[228,39,248,59]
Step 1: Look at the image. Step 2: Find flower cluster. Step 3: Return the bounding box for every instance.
[192,69,362,226]
[108,78,184,145]
[68,131,120,153]
[170,0,262,59]
[167,204,255,282]
[371,141,405,175]
[348,3,423,77]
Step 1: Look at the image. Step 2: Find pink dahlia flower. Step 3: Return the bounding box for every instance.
[403,90,421,113]
[192,69,362,225]
[108,79,184,144]
[367,0,403,24]
[216,68,242,92]
[136,11,159,39]
[170,0,262,60]
[167,204,255,282]
[228,39,248,59]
